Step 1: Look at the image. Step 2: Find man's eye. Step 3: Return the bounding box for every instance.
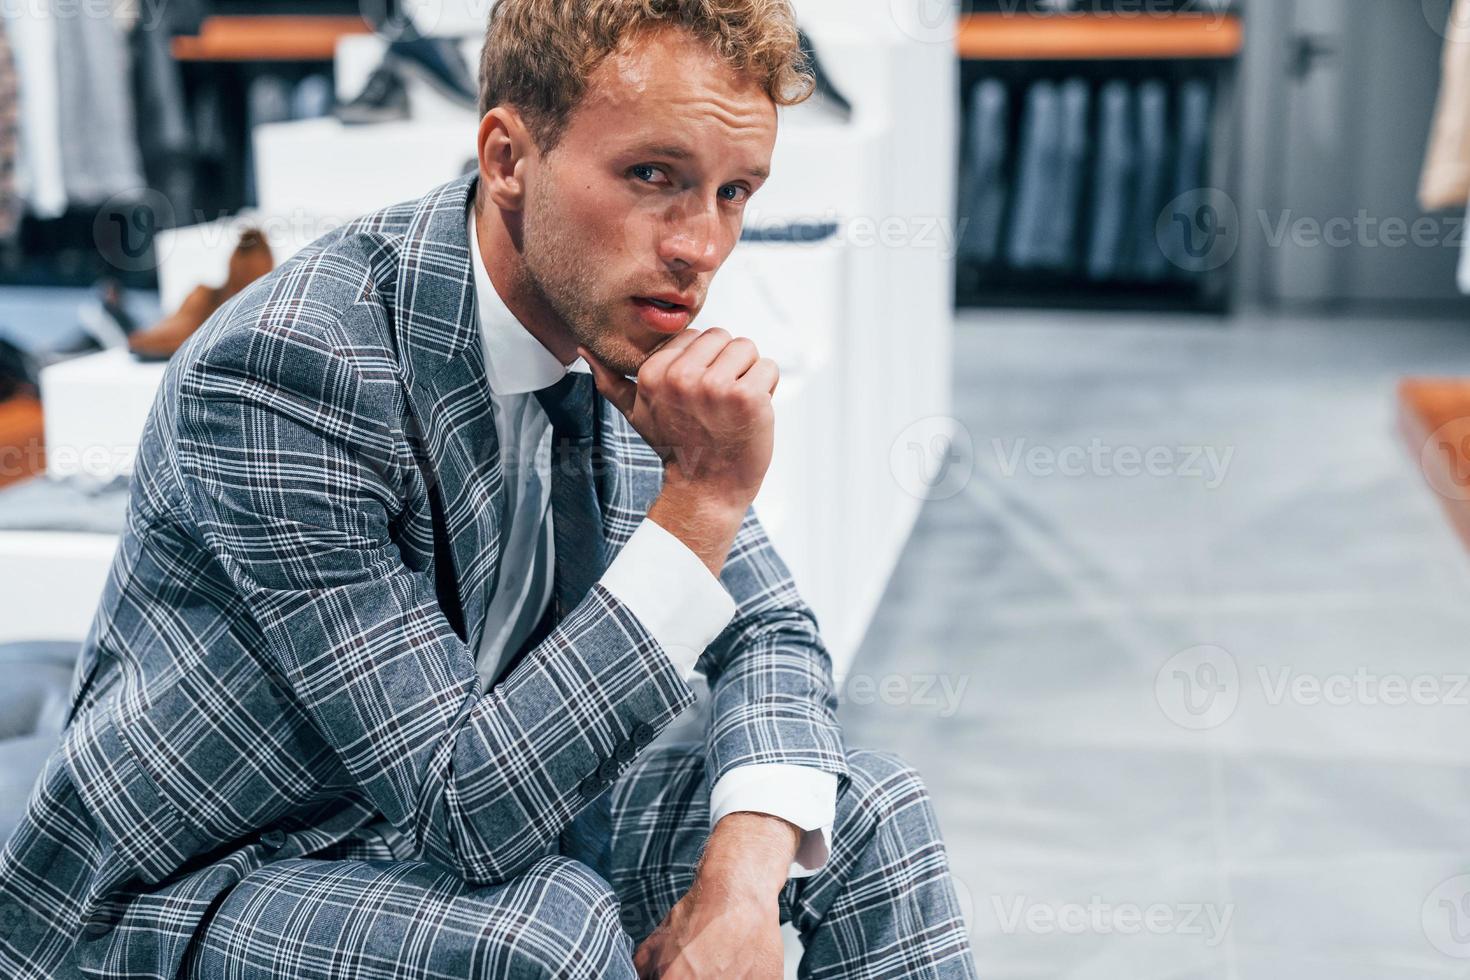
[631,165,663,183]
[719,185,750,204]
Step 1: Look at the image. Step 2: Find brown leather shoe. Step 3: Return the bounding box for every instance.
[129,228,274,361]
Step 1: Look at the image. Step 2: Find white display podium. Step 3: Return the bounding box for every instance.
[39,349,167,482]
[0,532,117,644]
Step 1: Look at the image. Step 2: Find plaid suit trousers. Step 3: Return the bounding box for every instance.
[176,745,977,979]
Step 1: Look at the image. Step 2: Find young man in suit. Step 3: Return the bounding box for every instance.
[0,1,975,976]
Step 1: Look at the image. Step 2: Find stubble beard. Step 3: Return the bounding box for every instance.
[521,187,649,379]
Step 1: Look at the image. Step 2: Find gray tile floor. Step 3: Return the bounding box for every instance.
[840,310,1470,978]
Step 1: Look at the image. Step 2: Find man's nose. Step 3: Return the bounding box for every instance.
[655,198,727,274]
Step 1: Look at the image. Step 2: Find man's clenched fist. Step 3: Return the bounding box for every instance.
[581,328,779,577]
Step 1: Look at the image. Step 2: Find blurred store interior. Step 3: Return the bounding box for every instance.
[3,0,1470,975]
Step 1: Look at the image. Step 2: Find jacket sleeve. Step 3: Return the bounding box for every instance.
[172,324,695,886]
[697,507,850,796]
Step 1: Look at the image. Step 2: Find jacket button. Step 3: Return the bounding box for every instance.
[260,829,287,850]
[597,758,619,782]
[632,722,656,746]
[578,775,603,799]
[615,740,636,763]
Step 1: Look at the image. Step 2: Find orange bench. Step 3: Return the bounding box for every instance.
[0,396,44,490]
[1399,379,1470,552]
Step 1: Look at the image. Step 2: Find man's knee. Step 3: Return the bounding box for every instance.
[467,855,634,980]
[842,748,940,836]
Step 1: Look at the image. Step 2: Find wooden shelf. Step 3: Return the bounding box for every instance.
[172,15,372,62]
[957,12,1244,61]
[1399,378,1470,554]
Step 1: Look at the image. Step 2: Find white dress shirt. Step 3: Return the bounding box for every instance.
[467,212,836,877]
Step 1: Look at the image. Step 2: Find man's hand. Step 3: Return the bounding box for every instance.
[582,330,779,577]
[633,812,798,979]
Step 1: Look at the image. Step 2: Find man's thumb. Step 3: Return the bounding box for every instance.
[580,347,637,417]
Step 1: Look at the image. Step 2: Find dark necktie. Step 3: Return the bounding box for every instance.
[536,371,609,617]
[495,371,607,684]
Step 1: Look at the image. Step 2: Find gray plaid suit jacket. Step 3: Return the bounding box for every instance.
[0,173,847,979]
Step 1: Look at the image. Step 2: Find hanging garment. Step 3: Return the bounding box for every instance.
[291,74,334,120]
[1460,198,1470,294]
[1420,0,1470,212]
[957,78,1009,267]
[1162,79,1213,278]
[131,18,193,227]
[1087,80,1136,282]
[0,19,19,240]
[1035,77,1090,272]
[55,0,144,205]
[1127,79,1171,281]
[244,74,293,206]
[2,0,65,218]
[1007,80,1062,271]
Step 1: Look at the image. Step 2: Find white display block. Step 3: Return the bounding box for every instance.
[253,117,477,218]
[39,349,167,481]
[0,532,117,644]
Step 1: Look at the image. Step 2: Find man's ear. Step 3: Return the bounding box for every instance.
[477,106,533,211]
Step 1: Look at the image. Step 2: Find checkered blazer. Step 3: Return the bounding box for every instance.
[2,174,847,978]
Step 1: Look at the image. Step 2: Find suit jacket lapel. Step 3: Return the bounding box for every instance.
[395,174,506,646]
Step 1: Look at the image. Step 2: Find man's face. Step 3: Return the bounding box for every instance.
[519,27,778,377]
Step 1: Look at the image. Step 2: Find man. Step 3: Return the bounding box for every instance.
[0,1,975,977]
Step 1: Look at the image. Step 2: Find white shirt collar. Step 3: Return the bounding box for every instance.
[467,208,587,396]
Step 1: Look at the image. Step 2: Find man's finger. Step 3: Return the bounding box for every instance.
[666,327,733,373]
[740,357,780,396]
[580,347,638,417]
[706,338,760,385]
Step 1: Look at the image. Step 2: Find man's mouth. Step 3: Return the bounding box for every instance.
[631,296,694,334]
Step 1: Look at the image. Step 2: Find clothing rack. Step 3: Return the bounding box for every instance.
[954,9,1243,313]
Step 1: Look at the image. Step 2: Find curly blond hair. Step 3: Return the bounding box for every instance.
[479,0,814,151]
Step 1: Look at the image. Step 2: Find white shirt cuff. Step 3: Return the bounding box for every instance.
[599,517,737,678]
[709,764,838,879]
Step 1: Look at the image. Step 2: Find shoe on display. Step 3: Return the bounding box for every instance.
[128,229,274,362]
[335,65,411,126]
[385,37,478,111]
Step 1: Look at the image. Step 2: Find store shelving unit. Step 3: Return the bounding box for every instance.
[954,9,1245,313]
